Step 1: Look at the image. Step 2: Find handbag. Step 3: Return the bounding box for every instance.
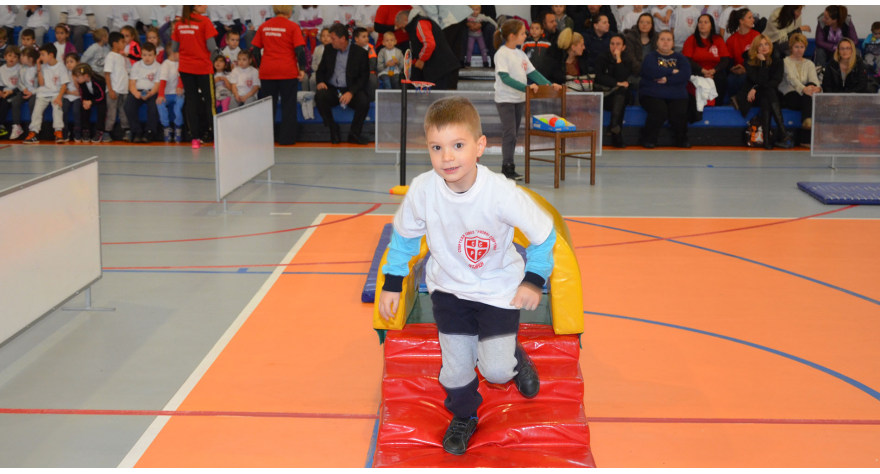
[565,74,594,92]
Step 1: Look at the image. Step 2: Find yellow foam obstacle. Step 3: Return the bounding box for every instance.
[373,187,584,336]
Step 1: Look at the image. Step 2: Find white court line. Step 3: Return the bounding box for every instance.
[117,213,326,468]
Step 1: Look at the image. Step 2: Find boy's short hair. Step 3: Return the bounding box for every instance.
[5,45,21,57]
[92,28,107,42]
[21,47,39,61]
[227,29,240,38]
[21,29,35,39]
[328,23,349,40]
[352,27,368,39]
[39,43,58,57]
[55,23,69,33]
[424,96,483,140]
[141,42,157,53]
[64,52,80,62]
[0,29,6,41]
[383,31,396,41]
[108,31,125,46]
[873,21,880,32]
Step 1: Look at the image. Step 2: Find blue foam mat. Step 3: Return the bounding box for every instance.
[797,182,880,205]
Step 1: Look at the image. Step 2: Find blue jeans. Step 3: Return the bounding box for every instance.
[158,94,184,127]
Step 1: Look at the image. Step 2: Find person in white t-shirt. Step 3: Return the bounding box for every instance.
[244,5,272,48]
[621,5,646,32]
[672,5,702,52]
[103,32,130,142]
[0,6,18,42]
[107,6,141,33]
[124,43,161,143]
[228,50,260,109]
[156,46,183,142]
[61,52,81,141]
[378,95,556,457]
[492,19,561,180]
[220,30,241,67]
[23,6,51,47]
[209,5,242,47]
[651,6,675,33]
[703,5,724,35]
[60,6,95,53]
[0,45,22,138]
[151,5,180,28]
[23,44,69,143]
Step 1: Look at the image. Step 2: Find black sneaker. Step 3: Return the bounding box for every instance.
[513,342,540,398]
[678,140,692,149]
[442,415,478,455]
[643,142,656,149]
[611,133,626,149]
[501,164,523,181]
[348,133,368,145]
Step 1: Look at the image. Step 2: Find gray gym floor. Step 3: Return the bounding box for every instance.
[0,142,877,467]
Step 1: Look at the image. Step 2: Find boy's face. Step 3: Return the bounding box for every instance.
[4,52,17,66]
[168,50,179,62]
[426,124,486,193]
[56,28,69,42]
[382,34,396,50]
[142,50,156,65]
[112,39,126,51]
[21,36,35,48]
[530,23,543,39]
[355,32,369,47]
[39,50,55,64]
[226,34,240,49]
[320,30,331,45]
[0,36,6,46]
[552,5,565,16]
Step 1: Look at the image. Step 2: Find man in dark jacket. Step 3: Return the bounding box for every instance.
[396,9,459,90]
[316,23,372,144]
[532,11,568,85]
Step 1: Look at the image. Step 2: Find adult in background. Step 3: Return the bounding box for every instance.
[639,30,692,149]
[531,11,568,85]
[725,8,760,104]
[779,33,821,144]
[822,37,870,93]
[683,14,730,108]
[764,5,811,57]
[172,5,218,148]
[396,9,459,91]
[315,23,371,145]
[375,5,411,53]
[815,6,859,68]
[595,33,634,148]
[60,6,96,53]
[558,30,589,87]
[583,13,612,74]
[583,6,618,35]
[623,13,658,103]
[421,5,471,89]
[730,35,793,149]
[251,5,307,146]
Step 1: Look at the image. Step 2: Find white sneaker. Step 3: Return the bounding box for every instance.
[10,124,23,140]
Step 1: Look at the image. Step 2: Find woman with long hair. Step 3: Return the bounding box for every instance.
[623,13,657,102]
[594,33,634,148]
[764,5,811,56]
[172,5,218,148]
[815,6,859,67]
[779,33,821,145]
[639,30,691,148]
[683,14,730,107]
[822,37,870,93]
[725,8,759,103]
[731,35,792,149]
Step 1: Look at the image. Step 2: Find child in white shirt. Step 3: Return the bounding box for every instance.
[220,30,242,67]
[156,46,183,142]
[81,28,110,74]
[107,6,140,33]
[23,6,51,47]
[124,43,161,143]
[61,52,81,141]
[151,5,180,28]
[621,6,646,32]
[672,6,702,52]
[229,50,260,109]
[60,6,95,53]
[0,45,21,137]
[12,47,38,139]
[24,44,69,143]
[651,6,674,33]
[103,32,130,141]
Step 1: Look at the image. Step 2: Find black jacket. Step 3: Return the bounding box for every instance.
[822,59,870,93]
[594,49,634,89]
[533,29,566,83]
[742,54,784,93]
[404,14,459,83]
[583,27,611,74]
[623,26,657,77]
[78,76,107,104]
[316,42,370,96]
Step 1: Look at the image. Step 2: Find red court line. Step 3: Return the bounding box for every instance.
[103,203,382,245]
[101,200,399,205]
[574,205,858,250]
[2,408,877,425]
[0,145,10,151]
[102,260,372,270]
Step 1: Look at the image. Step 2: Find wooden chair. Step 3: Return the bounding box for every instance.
[524,85,597,188]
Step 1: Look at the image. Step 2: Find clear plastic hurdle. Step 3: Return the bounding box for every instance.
[812,93,880,169]
[374,89,603,173]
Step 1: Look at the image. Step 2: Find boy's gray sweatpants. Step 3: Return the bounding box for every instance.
[105,92,129,132]
[495,101,525,167]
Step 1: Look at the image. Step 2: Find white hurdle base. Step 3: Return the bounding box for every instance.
[208,199,244,215]
[62,287,115,312]
[252,169,284,184]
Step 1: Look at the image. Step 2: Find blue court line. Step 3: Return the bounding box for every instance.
[565,218,880,307]
[103,269,368,276]
[586,310,880,403]
[364,407,381,468]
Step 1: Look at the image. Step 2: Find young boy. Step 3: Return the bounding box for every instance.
[19,29,36,50]
[124,42,161,143]
[12,47,39,140]
[23,44,69,144]
[81,28,110,74]
[377,31,403,90]
[103,32,130,142]
[522,22,549,62]
[353,27,378,96]
[0,29,9,67]
[0,45,19,136]
[862,21,880,76]
[377,96,553,456]
[220,30,241,66]
[23,6,50,47]
[157,45,183,142]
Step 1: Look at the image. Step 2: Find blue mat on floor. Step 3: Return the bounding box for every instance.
[797,182,880,205]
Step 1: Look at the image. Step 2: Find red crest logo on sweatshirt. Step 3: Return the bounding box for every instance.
[122,13,129,21]
[76,8,83,16]
[458,230,497,269]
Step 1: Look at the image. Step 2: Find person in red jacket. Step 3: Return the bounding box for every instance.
[683,14,730,105]
[375,5,411,52]
[172,5,218,148]
[725,8,759,104]
[251,5,307,145]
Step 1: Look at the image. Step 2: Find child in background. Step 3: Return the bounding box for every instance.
[704,5,724,34]
[210,5,242,47]
[19,29,36,50]
[53,24,77,63]
[24,44,69,144]
[493,19,562,180]
[298,5,324,55]
[377,32,403,90]
[621,5,646,32]
[552,5,574,31]
[103,32,130,142]
[0,45,20,137]
[81,28,110,74]
[0,29,8,66]
[151,5,179,28]
[229,50,260,109]
[61,52,81,141]
[862,22,880,76]
[466,6,496,68]
[651,6,674,33]
[305,27,331,92]
[60,7,96,54]
[353,27,378,97]
[377,95,555,456]
[107,6,140,33]
[156,44,183,143]
[0,7,17,44]
[221,30,242,67]
[124,42,161,143]
[672,5,703,52]
[12,47,38,139]
[121,25,142,67]
[23,6,50,47]
[72,63,107,143]
[243,6,272,48]
[357,5,379,44]
[214,56,233,112]
[522,22,548,62]
[146,28,165,63]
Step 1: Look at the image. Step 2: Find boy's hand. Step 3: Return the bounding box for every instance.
[511,283,541,311]
[83,100,92,109]
[109,89,117,100]
[176,87,184,95]
[23,90,32,99]
[156,96,165,105]
[378,290,400,321]
[52,96,62,106]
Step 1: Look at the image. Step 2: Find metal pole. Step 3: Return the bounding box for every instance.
[400,80,407,186]
[830,156,837,170]
[62,287,116,312]
[209,198,243,215]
